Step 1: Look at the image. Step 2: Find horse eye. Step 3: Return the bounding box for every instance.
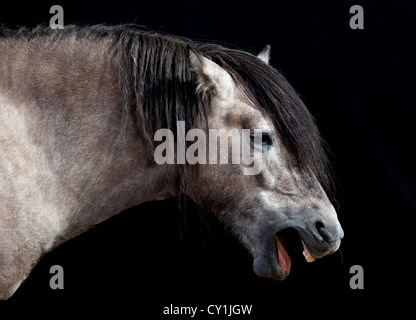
[250,133,273,146]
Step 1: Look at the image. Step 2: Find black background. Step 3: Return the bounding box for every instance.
[1,0,415,317]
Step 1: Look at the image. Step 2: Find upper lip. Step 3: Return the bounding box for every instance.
[297,225,342,258]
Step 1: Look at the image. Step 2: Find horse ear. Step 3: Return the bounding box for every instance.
[189,50,235,99]
[257,45,271,64]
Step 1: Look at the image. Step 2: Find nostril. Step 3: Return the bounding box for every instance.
[315,221,325,231]
[315,221,330,243]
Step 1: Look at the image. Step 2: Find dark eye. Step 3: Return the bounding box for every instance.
[250,132,273,147]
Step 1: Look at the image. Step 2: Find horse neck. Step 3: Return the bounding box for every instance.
[0,35,180,249]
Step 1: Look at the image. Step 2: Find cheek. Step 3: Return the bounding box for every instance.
[254,146,299,193]
[257,149,283,189]
[191,164,245,204]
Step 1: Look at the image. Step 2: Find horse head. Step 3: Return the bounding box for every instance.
[185,48,343,280]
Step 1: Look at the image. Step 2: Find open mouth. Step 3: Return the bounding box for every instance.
[253,223,342,281]
[275,228,317,276]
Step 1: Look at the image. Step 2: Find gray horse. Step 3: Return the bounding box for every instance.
[0,25,343,299]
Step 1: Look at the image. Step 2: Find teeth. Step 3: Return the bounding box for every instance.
[303,251,316,263]
[301,240,317,263]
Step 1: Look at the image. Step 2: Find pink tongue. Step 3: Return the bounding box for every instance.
[275,235,291,274]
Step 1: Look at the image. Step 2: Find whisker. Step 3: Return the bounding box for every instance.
[338,248,344,265]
